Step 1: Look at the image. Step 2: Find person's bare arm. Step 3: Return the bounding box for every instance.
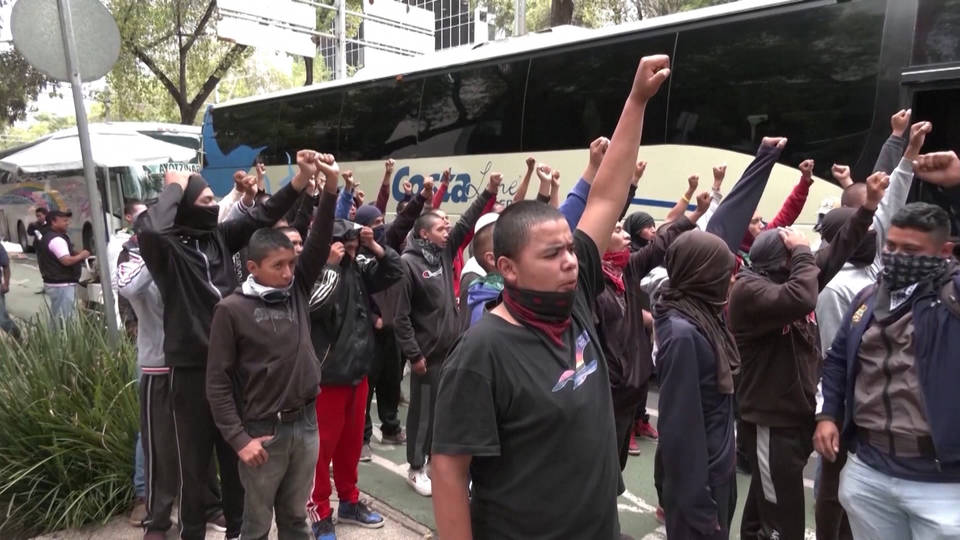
[59,250,90,267]
[535,164,552,203]
[549,170,561,208]
[577,55,671,254]
[581,137,609,184]
[664,175,698,223]
[686,191,711,224]
[432,454,473,540]
[513,157,536,203]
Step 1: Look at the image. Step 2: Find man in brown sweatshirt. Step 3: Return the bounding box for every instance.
[206,151,339,540]
[729,171,889,540]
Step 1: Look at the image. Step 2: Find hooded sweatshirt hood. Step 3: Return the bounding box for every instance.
[747,228,791,283]
[355,204,382,226]
[624,211,655,251]
[819,207,876,267]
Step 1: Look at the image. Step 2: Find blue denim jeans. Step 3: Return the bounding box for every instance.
[238,403,319,540]
[840,453,960,539]
[43,284,76,326]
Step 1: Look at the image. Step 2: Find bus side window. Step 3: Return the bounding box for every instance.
[417,62,526,156]
[339,78,423,161]
[523,34,673,152]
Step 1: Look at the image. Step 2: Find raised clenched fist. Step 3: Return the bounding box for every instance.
[761,137,788,150]
[890,109,911,136]
[914,151,960,187]
[633,161,647,186]
[799,159,815,178]
[631,55,671,104]
[864,171,890,211]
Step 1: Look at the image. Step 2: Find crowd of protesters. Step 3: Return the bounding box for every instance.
[12,53,960,540]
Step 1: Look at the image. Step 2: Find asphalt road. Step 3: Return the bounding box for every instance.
[4,252,820,538]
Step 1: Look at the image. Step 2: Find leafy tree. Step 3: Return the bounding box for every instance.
[0,0,55,130]
[108,0,251,125]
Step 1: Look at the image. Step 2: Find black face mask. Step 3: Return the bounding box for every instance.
[372,224,385,245]
[176,204,219,232]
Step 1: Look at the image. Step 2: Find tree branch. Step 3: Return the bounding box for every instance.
[130,45,182,104]
[187,43,248,112]
[181,0,217,54]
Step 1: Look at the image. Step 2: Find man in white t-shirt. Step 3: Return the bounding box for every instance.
[36,210,89,325]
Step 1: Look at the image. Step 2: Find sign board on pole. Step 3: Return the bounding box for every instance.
[217,16,317,58]
[10,0,119,82]
[217,0,317,58]
[361,0,433,71]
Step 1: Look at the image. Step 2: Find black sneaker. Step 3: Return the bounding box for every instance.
[337,500,384,529]
[311,517,336,540]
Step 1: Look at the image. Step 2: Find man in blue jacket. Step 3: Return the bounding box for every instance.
[815,202,960,540]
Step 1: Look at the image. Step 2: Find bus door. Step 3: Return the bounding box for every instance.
[901,65,960,237]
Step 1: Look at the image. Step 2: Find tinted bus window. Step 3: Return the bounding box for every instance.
[339,78,423,161]
[914,0,960,65]
[271,92,343,161]
[210,101,280,163]
[668,0,884,175]
[417,61,527,157]
[524,34,674,152]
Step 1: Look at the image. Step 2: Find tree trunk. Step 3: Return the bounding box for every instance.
[550,0,574,26]
[304,56,314,86]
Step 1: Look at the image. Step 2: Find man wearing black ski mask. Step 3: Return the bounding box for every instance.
[140,165,312,540]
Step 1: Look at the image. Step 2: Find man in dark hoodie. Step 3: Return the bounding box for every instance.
[729,169,891,540]
[139,159,313,540]
[655,230,739,540]
[305,218,403,539]
[394,173,500,497]
[206,152,339,540]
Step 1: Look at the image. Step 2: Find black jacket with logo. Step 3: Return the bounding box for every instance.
[139,181,302,367]
[393,190,492,364]
[309,244,404,386]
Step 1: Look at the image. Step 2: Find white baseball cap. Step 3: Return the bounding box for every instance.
[474,212,499,234]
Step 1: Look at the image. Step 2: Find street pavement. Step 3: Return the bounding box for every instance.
[5,253,819,539]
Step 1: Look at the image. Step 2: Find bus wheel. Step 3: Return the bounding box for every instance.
[17,221,29,252]
[82,223,95,255]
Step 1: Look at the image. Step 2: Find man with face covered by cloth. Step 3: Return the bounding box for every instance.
[655,230,739,539]
[729,170,890,540]
[140,164,314,540]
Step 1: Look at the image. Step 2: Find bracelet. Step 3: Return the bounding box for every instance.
[680,194,690,203]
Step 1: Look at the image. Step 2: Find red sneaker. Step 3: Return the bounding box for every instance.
[635,420,659,440]
[656,505,665,524]
[628,433,641,456]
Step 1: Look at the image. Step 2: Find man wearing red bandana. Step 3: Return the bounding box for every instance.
[430,54,672,540]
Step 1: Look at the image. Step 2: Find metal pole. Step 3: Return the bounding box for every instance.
[56,0,120,341]
[336,0,346,79]
[516,0,526,36]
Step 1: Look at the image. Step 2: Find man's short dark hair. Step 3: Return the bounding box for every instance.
[840,183,867,208]
[471,221,495,258]
[413,212,442,239]
[493,201,565,259]
[275,226,300,238]
[891,202,951,243]
[124,199,145,216]
[36,207,48,215]
[247,228,294,263]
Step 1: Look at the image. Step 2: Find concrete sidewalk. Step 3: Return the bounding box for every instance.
[32,494,433,540]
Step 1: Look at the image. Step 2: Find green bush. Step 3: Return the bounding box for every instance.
[0,313,138,537]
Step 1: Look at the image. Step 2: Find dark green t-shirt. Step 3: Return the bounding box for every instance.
[433,230,621,540]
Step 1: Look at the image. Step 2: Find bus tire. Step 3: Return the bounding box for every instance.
[82,223,95,255]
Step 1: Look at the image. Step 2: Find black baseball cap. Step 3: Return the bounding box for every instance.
[47,210,73,220]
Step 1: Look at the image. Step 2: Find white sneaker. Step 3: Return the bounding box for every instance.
[407,468,432,497]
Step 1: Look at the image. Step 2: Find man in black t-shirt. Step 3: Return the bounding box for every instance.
[431,54,672,540]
